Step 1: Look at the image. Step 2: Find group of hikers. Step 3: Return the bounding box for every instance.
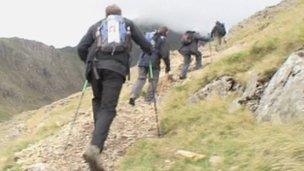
[77,4,226,170]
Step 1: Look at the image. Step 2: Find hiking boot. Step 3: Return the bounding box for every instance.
[194,65,203,70]
[83,145,104,171]
[129,98,135,106]
[179,75,187,80]
[145,97,154,104]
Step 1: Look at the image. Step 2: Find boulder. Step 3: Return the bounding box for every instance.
[256,51,304,123]
[189,76,243,103]
[176,150,206,161]
[236,73,269,112]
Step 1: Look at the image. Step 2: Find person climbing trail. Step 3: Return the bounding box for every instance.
[179,31,211,79]
[77,4,152,171]
[211,21,227,51]
[129,27,171,106]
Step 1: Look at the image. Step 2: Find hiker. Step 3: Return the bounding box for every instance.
[179,31,210,79]
[129,27,171,106]
[211,21,227,51]
[77,4,152,170]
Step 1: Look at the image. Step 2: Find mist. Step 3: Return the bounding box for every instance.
[0,0,281,47]
[113,0,282,32]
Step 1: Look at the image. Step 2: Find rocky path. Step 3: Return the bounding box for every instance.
[14,97,160,171]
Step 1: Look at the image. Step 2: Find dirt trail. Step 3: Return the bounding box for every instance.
[14,97,161,171]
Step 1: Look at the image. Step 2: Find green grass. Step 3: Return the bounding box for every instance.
[0,111,10,122]
[120,95,304,170]
[119,1,304,170]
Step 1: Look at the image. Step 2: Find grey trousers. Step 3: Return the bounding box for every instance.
[180,51,203,78]
[131,67,160,101]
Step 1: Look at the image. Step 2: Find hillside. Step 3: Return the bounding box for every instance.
[0,38,84,120]
[1,0,304,170]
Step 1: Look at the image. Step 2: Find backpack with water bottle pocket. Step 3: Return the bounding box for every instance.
[96,15,132,55]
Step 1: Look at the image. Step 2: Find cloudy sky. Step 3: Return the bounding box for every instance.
[0,0,281,47]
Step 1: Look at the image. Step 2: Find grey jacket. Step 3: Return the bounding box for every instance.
[77,17,152,80]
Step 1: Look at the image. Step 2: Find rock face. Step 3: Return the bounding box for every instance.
[189,76,243,103]
[256,51,304,123]
[238,73,269,112]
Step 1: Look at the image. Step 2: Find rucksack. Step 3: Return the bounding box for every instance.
[138,31,159,68]
[218,23,226,37]
[181,31,194,45]
[145,31,157,48]
[96,15,131,55]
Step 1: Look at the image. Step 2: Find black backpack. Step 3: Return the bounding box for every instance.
[181,31,195,45]
[218,23,226,37]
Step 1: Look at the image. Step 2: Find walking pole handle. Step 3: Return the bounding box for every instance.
[82,80,89,93]
[149,60,154,79]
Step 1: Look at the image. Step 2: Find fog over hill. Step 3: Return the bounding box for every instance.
[0,0,281,47]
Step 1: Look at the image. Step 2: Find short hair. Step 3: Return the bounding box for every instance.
[159,26,169,35]
[105,4,122,17]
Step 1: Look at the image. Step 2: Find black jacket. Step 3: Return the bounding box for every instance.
[77,17,152,80]
[211,23,226,38]
[138,32,170,73]
[179,32,210,54]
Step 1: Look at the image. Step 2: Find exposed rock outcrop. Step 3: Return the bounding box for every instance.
[237,73,269,112]
[189,76,243,103]
[256,51,304,123]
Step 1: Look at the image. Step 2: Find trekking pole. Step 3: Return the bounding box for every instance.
[149,60,161,137]
[65,80,88,150]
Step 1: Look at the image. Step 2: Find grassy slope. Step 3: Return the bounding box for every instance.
[119,0,304,170]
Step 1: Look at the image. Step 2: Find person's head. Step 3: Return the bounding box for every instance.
[158,26,169,36]
[105,4,122,17]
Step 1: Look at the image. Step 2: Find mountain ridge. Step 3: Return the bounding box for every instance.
[0,37,85,120]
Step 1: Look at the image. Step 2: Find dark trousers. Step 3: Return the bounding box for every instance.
[90,69,125,152]
[179,50,202,78]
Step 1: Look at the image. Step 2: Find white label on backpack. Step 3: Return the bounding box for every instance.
[107,19,120,43]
